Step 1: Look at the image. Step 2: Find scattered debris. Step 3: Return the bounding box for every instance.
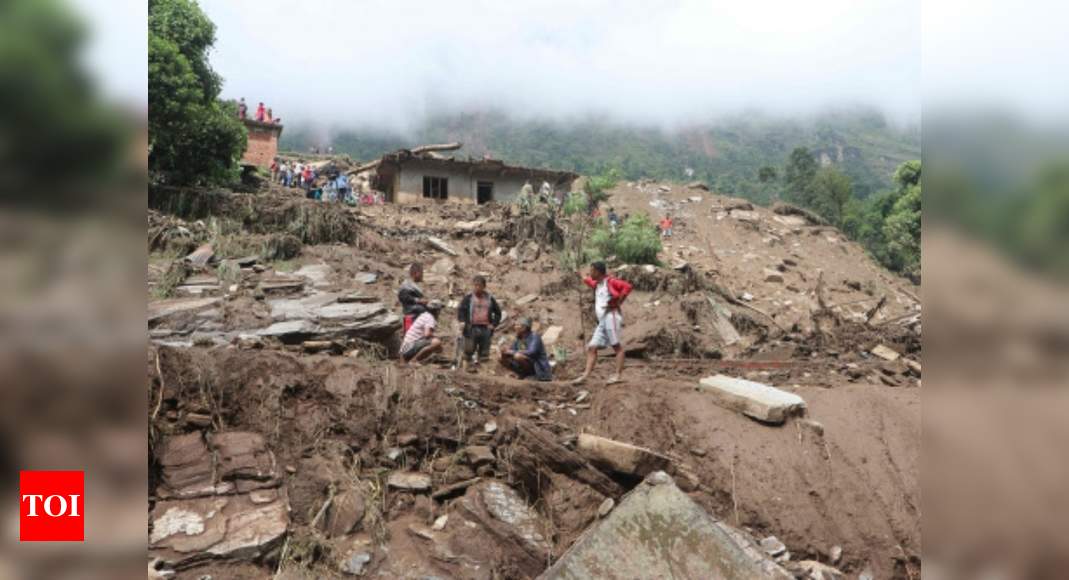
[426,236,458,256]
[387,472,432,492]
[185,244,214,267]
[870,344,901,361]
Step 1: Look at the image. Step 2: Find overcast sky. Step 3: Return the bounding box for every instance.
[190,0,921,132]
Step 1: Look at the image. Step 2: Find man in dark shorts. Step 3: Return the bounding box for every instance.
[498,318,552,381]
[457,275,502,370]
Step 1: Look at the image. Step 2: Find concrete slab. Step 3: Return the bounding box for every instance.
[696,374,806,424]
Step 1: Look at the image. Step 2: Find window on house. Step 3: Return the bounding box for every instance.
[423,176,448,200]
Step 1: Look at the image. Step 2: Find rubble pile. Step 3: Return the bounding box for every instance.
[148,177,920,578]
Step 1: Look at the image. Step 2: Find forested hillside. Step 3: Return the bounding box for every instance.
[281,107,919,203]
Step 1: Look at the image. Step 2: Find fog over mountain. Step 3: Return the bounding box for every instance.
[195,0,920,133]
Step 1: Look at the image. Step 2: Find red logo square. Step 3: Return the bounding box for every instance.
[19,471,84,542]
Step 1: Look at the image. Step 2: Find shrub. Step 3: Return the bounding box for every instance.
[586,214,662,265]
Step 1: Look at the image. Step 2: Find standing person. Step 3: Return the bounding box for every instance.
[302,165,313,192]
[398,263,429,334]
[255,102,266,122]
[499,318,552,381]
[265,107,273,122]
[237,97,247,119]
[539,180,552,203]
[607,207,620,233]
[400,301,444,365]
[572,261,632,385]
[660,214,673,238]
[457,275,502,370]
[270,158,279,183]
[335,173,349,204]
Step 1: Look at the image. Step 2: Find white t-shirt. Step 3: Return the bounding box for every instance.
[401,312,436,351]
[595,279,611,321]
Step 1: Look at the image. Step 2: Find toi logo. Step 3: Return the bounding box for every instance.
[19,471,84,542]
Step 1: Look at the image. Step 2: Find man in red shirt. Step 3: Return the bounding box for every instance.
[572,261,632,385]
[660,214,673,237]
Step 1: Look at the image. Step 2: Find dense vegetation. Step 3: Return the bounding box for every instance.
[282,108,919,203]
[148,0,246,186]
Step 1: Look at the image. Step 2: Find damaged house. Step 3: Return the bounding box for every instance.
[351,143,578,204]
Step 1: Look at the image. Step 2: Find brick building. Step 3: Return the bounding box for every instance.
[240,119,283,168]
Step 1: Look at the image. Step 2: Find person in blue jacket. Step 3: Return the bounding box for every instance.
[499,318,552,381]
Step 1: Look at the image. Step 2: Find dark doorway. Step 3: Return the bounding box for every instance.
[477,181,494,204]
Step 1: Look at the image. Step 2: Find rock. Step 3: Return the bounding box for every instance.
[325,488,366,538]
[354,272,378,285]
[257,299,400,344]
[731,209,761,223]
[185,244,214,267]
[690,447,707,457]
[340,551,371,576]
[796,560,845,580]
[460,481,551,571]
[324,367,358,398]
[432,515,449,530]
[149,297,222,325]
[149,493,289,567]
[697,375,807,424]
[870,344,901,361]
[257,277,305,294]
[430,257,456,276]
[483,420,498,434]
[685,181,709,191]
[157,432,219,499]
[740,292,754,302]
[209,432,278,489]
[294,263,332,288]
[516,293,539,306]
[598,498,615,517]
[575,390,589,403]
[576,433,671,478]
[541,472,792,579]
[464,446,496,466]
[764,269,784,283]
[760,536,787,558]
[905,359,922,376]
[427,236,458,256]
[800,419,825,436]
[387,471,432,492]
[397,433,419,446]
[829,545,842,564]
[432,477,481,500]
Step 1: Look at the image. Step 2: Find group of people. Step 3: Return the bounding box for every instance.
[517,180,562,216]
[237,97,279,124]
[393,260,632,384]
[270,159,384,205]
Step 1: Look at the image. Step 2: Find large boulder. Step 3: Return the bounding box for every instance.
[539,472,792,579]
[696,375,807,424]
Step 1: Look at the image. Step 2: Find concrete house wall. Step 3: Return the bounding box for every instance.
[392,159,571,205]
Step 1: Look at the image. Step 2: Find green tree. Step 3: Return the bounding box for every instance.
[758,166,778,183]
[883,176,920,275]
[784,147,818,204]
[586,214,662,265]
[809,167,853,226]
[148,0,245,185]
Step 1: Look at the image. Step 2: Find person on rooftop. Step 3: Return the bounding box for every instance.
[237,97,247,119]
[255,102,266,122]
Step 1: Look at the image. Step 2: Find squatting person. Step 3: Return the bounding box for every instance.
[498,318,552,381]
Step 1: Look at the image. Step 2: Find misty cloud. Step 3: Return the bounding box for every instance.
[199,0,920,131]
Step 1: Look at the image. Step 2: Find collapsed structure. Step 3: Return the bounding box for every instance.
[349,143,578,204]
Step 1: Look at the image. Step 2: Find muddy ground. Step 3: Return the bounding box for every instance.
[148,179,921,579]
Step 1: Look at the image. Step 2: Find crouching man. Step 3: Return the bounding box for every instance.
[499,318,552,381]
[400,300,444,365]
